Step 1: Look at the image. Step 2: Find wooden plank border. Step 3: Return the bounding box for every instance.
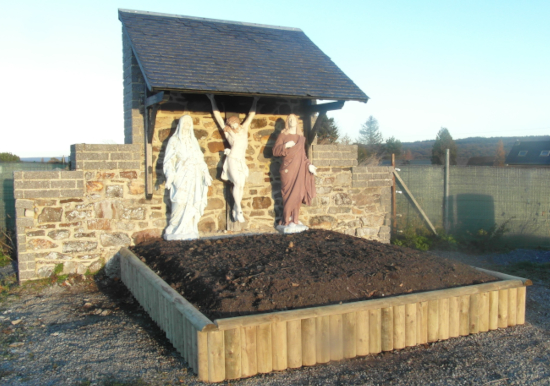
[119,247,530,383]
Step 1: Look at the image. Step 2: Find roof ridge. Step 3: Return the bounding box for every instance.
[118,9,303,32]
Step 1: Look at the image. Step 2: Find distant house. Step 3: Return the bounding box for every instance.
[505,141,550,167]
[467,156,495,166]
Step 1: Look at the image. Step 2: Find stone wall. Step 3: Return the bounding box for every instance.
[14,144,165,282]
[306,145,392,243]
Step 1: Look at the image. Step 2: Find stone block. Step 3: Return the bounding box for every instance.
[206,198,224,210]
[25,190,61,199]
[110,152,134,160]
[60,189,84,198]
[23,171,60,180]
[18,253,35,262]
[328,206,351,214]
[116,221,135,231]
[253,197,272,209]
[84,161,118,170]
[100,232,131,247]
[13,171,23,179]
[19,271,38,281]
[132,229,162,244]
[309,215,336,229]
[334,173,352,185]
[15,180,50,190]
[61,171,83,179]
[87,219,111,230]
[42,252,72,260]
[47,229,70,240]
[127,180,145,195]
[121,207,145,220]
[106,185,123,198]
[356,227,379,237]
[16,217,34,228]
[15,199,34,209]
[38,207,63,223]
[333,193,352,205]
[65,209,90,222]
[86,181,104,192]
[74,232,96,238]
[75,152,109,161]
[26,230,44,237]
[198,219,216,233]
[28,238,58,250]
[118,144,142,152]
[117,161,141,170]
[63,241,98,253]
[352,181,368,188]
[120,171,138,179]
[51,180,75,189]
[314,160,331,167]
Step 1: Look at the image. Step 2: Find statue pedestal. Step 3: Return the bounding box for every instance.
[164,231,199,241]
[276,223,309,234]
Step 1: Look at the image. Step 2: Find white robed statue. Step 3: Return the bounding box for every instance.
[163,115,213,240]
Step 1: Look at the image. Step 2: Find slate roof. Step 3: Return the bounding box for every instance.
[505,141,550,165]
[119,9,368,102]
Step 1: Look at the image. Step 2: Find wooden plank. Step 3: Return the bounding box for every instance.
[438,298,450,340]
[517,286,526,325]
[180,314,188,363]
[272,321,288,371]
[307,100,345,113]
[369,309,382,354]
[144,91,165,107]
[287,319,302,368]
[329,314,344,361]
[186,318,193,366]
[449,296,459,338]
[381,307,393,351]
[508,287,517,327]
[343,312,357,359]
[356,310,369,356]
[119,248,216,331]
[489,290,499,330]
[315,316,330,364]
[301,318,316,366]
[191,325,198,374]
[240,325,258,378]
[416,302,428,344]
[393,305,405,349]
[498,289,509,328]
[207,330,225,383]
[405,303,416,347]
[469,293,480,334]
[224,328,242,380]
[213,279,523,331]
[394,170,437,235]
[427,300,439,342]
[473,267,532,286]
[197,331,209,381]
[256,323,273,374]
[459,295,470,336]
[173,309,183,356]
[479,292,490,333]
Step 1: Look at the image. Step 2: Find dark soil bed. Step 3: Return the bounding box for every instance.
[130,229,498,320]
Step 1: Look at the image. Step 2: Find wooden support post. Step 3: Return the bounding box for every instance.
[315,315,330,363]
[369,309,382,354]
[287,320,303,368]
[343,312,357,359]
[469,293,480,334]
[438,298,450,340]
[489,290,499,330]
[405,303,417,347]
[356,310,370,356]
[459,295,470,336]
[301,318,316,366]
[256,324,273,374]
[272,321,288,370]
[381,307,394,351]
[517,286,526,325]
[393,305,406,349]
[508,288,517,326]
[392,154,396,237]
[207,330,225,382]
[224,328,242,380]
[329,314,344,361]
[241,325,258,378]
[479,292,490,332]
[449,296,460,338]
[498,289,509,328]
[393,170,438,235]
[417,301,428,344]
[197,331,209,382]
[427,300,439,342]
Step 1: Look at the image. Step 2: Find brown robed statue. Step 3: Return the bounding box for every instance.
[273,114,317,234]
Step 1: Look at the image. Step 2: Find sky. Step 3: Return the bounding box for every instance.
[1,0,549,158]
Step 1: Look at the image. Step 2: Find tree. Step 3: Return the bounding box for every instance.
[338,134,352,145]
[431,127,457,165]
[316,115,339,144]
[493,140,506,167]
[357,116,383,155]
[0,152,20,162]
[384,136,402,158]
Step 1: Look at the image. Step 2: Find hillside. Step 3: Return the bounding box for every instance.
[401,135,550,164]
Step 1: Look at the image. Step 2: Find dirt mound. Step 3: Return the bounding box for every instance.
[130,229,497,320]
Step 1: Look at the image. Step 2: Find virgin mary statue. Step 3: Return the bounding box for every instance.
[163,115,213,240]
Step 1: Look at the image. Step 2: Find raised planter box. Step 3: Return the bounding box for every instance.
[119,247,531,383]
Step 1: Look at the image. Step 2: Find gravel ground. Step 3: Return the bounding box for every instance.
[1,249,549,386]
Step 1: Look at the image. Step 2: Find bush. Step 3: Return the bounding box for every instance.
[0,152,20,162]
